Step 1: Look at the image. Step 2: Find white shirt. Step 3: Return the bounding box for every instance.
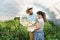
[36,18,44,32]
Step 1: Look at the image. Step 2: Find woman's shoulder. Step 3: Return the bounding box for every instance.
[38,18,44,22]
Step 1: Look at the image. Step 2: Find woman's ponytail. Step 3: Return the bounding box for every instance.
[42,12,46,22]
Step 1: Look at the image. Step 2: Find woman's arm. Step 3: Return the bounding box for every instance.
[34,21,42,31]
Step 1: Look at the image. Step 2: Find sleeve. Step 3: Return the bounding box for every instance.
[38,19,41,23]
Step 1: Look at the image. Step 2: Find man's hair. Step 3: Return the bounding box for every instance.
[26,7,33,14]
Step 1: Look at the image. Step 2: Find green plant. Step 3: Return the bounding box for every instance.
[0,17,60,40]
[44,21,60,40]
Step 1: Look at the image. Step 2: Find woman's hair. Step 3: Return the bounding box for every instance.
[26,7,32,14]
[37,11,46,22]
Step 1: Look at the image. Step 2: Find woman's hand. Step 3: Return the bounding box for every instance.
[36,18,38,22]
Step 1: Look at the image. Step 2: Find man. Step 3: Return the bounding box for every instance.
[26,7,37,40]
[26,7,37,22]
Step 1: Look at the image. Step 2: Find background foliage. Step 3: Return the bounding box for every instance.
[0,17,60,40]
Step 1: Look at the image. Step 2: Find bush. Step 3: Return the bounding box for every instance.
[0,17,60,40]
[0,17,20,40]
[44,21,60,40]
[0,17,29,40]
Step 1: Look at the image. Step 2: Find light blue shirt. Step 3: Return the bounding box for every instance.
[27,13,37,22]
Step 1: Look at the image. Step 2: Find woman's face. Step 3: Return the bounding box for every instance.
[37,14,42,18]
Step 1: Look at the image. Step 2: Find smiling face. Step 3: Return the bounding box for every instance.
[29,9,33,13]
[26,8,33,15]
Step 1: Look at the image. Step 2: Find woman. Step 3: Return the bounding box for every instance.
[33,11,46,40]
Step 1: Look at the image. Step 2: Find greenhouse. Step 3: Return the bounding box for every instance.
[0,0,60,40]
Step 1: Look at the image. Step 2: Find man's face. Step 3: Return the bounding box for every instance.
[29,9,33,15]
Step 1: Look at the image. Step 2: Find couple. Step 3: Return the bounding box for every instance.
[26,7,46,40]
